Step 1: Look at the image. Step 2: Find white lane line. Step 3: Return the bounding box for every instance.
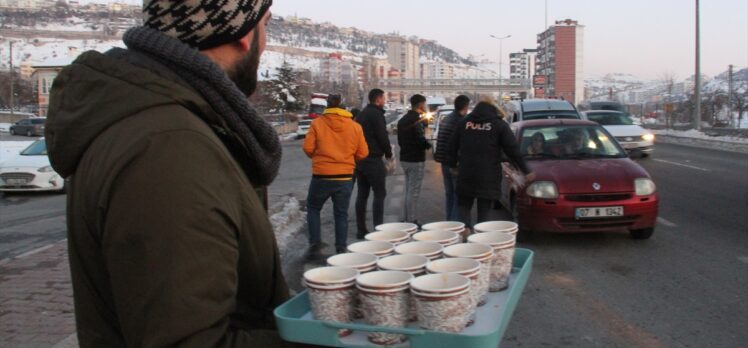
[738,256,748,264]
[657,217,677,228]
[653,158,710,172]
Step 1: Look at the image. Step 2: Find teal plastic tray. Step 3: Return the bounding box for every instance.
[274,248,534,347]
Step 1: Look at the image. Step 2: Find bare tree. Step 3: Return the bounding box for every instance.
[660,72,677,128]
[731,83,748,129]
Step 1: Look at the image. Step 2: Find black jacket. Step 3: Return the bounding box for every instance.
[448,103,529,199]
[433,111,461,163]
[397,110,431,162]
[356,104,392,158]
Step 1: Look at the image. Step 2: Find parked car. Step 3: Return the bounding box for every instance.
[499,119,658,240]
[296,118,313,139]
[9,118,46,137]
[577,100,627,113]
[503,99,581,123]
[0,138,65,192]
[582,110,655,157]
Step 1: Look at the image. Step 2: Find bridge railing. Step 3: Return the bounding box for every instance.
[377,78,532,89]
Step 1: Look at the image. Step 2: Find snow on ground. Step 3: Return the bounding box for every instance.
[0,37,125,70]
[0,123,11,133]
[269,196,306,257]
[651,129,748,144]
[0,141,33,163]
[279,133,298,142]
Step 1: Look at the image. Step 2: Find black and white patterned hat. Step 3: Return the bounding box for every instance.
[143,0,273,50]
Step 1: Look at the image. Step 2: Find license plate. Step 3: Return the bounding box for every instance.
[622,143,638,149]
[5,178,27,186]
[575,206,624,219]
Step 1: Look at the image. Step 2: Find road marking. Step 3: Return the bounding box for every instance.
[653,158,710,172]
[738,256,748,264]
[656,217,677,228]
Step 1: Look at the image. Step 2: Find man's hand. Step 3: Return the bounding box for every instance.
[525,172,536,183]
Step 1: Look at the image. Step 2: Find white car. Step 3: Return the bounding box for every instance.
[0,139,65,192]
[296,118,313,139]
[582,110,655,157]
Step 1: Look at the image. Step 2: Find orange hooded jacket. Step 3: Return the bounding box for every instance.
[303,107,369,178]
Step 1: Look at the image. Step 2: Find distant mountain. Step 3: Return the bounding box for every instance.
[268,16,474,65]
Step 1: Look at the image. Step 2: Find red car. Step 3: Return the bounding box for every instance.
[499,119,659,240]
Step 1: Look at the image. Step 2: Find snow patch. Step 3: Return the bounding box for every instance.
[269,196,306,255]
[651,129,748,144]
[0,123,12,133]
[0,141,34,162]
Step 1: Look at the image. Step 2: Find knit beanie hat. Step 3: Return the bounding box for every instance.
[143,0,273,50]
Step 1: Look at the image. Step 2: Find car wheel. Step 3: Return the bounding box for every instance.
[511,195,533,242]
[9,128,15,135]
[26,130,33,137]
[629,227,654,239]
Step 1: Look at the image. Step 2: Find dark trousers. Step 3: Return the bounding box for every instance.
[458,195,492,229]
[306,178,354,248]
[355,157,387,233]
[441,164,459,221]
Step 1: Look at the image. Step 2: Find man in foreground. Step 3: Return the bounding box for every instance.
[45,1,302,346]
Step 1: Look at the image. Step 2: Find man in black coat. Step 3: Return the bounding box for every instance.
[355,89,393,238]
[447,99,534,228]
[397,94,431,225]
[433,95,470,221]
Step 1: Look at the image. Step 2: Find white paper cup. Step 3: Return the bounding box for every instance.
[357,271,413,345]
[421,221,465,232]
[365,230,411,245]
[412,230,460,246]
[468,232,516,291]
[443,243,493,306]
[303,266,359,337]
[394,241,443,260]
[327,252,378,271]
[376,222,419,234]
[425,257,481,325]
[410,273,472,332]
[377,254,430,273]
[473,221,519,235]
[347,240,395,257]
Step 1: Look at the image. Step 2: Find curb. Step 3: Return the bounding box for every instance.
[655,135,748,154]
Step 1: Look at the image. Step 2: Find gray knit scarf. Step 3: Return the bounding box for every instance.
[122,26,281,187]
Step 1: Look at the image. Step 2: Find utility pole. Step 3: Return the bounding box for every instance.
[545,0,548,30]
[490,34,511,99]
[9,41,14,116]
[694,0,701,130]
[728,64,734,127]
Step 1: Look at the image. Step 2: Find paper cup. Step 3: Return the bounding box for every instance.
[443,243,493,306]
[327,252,378,271]
[377,254,430,321]
[412,230,460,246]
[347,240,395,257]
[356,271,413,344]
[425,257,481,325]
[410,273,472,332]
[303,266,359,337]
[376,222,419,234]
[473,221,518,235]
[365,230,411,245]
[421,221,465,232]
[468,232,516,291]
[394,241,443,260]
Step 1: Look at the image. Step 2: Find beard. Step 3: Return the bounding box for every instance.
[228,30,262,97]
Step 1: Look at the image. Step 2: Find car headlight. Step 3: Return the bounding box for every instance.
[635,178,656,196]
[38,165,54,173]
[526,181,559,199]
[642,133,655,141]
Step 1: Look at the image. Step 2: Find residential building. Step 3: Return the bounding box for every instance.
[420,61,455,80]
[535,19,585,104]
[386,36,420,79]
[31,57,71,117]
[509,52,529,80]
[317,53,356,85]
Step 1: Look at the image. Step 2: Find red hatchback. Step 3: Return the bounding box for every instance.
[499,119,659,240]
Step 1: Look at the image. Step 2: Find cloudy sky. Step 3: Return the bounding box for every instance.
[86,0,747,80]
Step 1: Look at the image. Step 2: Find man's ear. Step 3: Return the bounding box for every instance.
[236,30,253,52]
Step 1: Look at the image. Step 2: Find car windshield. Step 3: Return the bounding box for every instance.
[523,111,580,121]
[21,139,47,156]
[520,125,626,160]
[31,119,46,124]
[309,104,325,115]
[586,112,634,125]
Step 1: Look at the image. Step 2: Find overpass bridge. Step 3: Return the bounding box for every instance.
[374,78,532,94]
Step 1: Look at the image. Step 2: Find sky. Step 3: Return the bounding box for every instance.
[80,0,748,81]
[269,0,748,81]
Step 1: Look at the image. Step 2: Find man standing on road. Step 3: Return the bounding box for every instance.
[354,89,393,239]
[433,95,470,221]
[303,95,368,258]
[448,98,534,229]
[44,2,307,346]
[397,94,431,226]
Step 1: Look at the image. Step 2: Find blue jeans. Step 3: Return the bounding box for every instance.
[307,178,354,248]
[441,164,459,221]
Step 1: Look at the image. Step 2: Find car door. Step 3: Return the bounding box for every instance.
[16,119,29,133]
[500,125,521,208]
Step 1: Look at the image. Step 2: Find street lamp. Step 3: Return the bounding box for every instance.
[489,34,511,98]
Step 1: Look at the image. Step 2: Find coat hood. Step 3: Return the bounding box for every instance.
[466,102,500,123]
[320,108,354,132]
[45,49,220,178]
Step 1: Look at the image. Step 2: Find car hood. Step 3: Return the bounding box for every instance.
[0,154,51,170]
[603,125,648,137]
[527,158,649,194]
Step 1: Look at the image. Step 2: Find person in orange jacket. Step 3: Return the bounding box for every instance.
[303,94,369,259]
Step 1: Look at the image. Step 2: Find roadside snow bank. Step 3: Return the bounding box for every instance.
[652,130,748,154]
[651,129,748,144]
[0,123,11,133]
[269,196,306,255]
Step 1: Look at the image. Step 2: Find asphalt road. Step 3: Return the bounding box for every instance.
[1,134,747,347]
